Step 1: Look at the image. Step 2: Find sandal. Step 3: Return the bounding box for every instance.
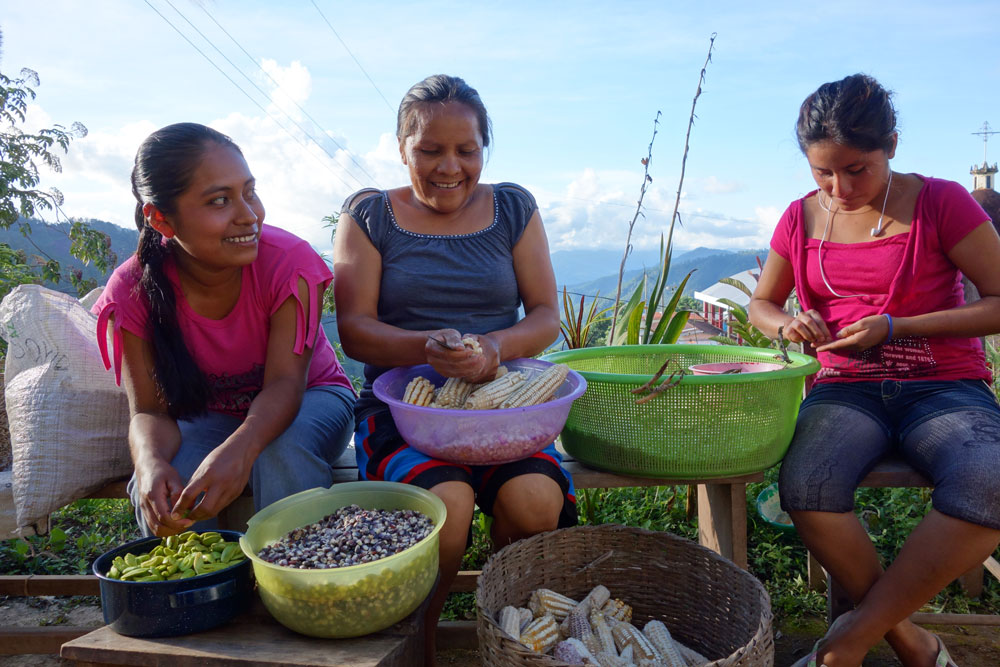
[934,634,958,667]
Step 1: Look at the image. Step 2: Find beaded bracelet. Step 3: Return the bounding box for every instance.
[883,313,893,342]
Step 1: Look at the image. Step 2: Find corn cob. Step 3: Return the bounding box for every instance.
[434,376,476,408]
[464,371,525,410]
[461,336,483,354]
[529,588,578,620]
[641,620,686,667]
[402,376,435,406]
[638,660,663,667]
[618,644,635,664]
[495,364,509,378]
[553,638,598,665]
[518,607,533,633]
[500,363,570,408]
[594,651,630,667]
[498,605,522,639]
[589,610,618,655]
[560,584,611,636]
[611,622,661,662]
[677,640,710,667]
[600,598,633,624]
[519,614,560,654]
[566,606,594,640]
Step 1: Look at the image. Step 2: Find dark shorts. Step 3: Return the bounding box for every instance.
[354,410,577,528]
[779,379,1000,529]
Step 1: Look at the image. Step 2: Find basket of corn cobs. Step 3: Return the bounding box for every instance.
[373,357,586,465]
[476,524,773,666]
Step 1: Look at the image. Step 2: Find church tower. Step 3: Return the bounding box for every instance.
[971,121,998,192]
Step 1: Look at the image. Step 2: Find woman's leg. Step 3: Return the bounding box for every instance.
[127,411,242,536]
[813,404,1000,667]
[251,385,354,510]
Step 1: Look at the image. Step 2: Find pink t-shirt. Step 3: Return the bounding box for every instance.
[770,176,991,383]
[93,226,355,417]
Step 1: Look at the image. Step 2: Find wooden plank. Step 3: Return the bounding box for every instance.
[564,460,764,489]
[958,564,984,599]
[0,626,91,655]
[696,483,749,570]
[0,575,100,597]
[858,457,931,488]
[911,612,1000,626]
[61,597,426,667]
[985,556,1000,582]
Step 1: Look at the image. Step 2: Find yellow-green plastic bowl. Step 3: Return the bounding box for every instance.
[240,482,446,638]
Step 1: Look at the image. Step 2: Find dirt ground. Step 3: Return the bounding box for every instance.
[2,597,999,666]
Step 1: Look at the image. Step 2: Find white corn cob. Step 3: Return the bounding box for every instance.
[498,605,522,639]
[518,607,533,633]
[402,376,435,406]
[594,651,630,667]
[618,644,635,664]
[434,376,476,408]
[601,598,633,624]
[500,363,570,408]
[612,622,661,662]
[676,640,710,667]
[641,620,685,667]
[519,614,560,653]
[495,364,509,378]
[461,335,483,354]
[464,371,525,410]
[553,638,599,665]
[529,588,578,620]
[589,610,617,655]
[638,660,663,667]
[560,584,611,636]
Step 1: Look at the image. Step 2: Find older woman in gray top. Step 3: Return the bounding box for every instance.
[333,74,575,664]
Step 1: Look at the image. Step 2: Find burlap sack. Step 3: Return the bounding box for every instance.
[0,285,131,533]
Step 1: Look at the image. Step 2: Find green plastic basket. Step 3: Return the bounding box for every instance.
[541,344,820,479]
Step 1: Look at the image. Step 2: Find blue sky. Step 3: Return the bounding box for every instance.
[3,1,999,264]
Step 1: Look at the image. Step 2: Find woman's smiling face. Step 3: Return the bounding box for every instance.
[400,101,484,214]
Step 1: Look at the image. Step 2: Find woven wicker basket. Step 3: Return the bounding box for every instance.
[476,524,773,666]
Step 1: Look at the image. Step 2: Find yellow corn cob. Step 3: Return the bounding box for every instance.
[500,363,570,408]
[498,605,522,639]
[600,598,633,624]
[461,336,483,354]
[611,622,661,662]
[464,371,525,410]
[677,639,710,667]
[402,376,435,406]
[434,376,476,408]
[589,610,617,655]
[519,614,560,653]
[641,620,686,667]
[529,588,578,620]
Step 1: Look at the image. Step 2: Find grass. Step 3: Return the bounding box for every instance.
[3,476,998,627]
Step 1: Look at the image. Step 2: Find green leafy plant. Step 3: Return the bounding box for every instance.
[708,276,775,348]
[559,286,612,349]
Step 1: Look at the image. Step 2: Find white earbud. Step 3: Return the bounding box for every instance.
[869,170,894,237]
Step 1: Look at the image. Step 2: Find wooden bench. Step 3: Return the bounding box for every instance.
[0,446,763,656]
[810,456,999,626]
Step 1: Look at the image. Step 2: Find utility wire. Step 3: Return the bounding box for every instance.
[309,0,396,114]
[142,0,358,192]
[196,2,380,187]
[159,0,369,190]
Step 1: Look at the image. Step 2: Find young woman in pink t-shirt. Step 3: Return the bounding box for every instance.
[750,74,1000,667]
[94,123,355,538]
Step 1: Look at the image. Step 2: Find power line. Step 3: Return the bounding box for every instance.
[159,0,369,191]
[309,0,396,115]
[142,0,359,193]
[196,2,380,188]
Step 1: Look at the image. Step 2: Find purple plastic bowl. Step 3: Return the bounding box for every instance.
[373,358,587,466]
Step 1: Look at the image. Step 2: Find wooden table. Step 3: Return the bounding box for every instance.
[60,595,428,667]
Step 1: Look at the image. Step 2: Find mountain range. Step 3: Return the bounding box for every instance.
[1,219,766,302]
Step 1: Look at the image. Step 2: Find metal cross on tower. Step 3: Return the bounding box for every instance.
[973,121,998,164]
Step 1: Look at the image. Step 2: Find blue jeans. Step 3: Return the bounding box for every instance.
[779,379,1000,530]
[129,384,355,535]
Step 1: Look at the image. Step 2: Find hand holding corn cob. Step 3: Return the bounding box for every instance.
[402,364,571,410]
